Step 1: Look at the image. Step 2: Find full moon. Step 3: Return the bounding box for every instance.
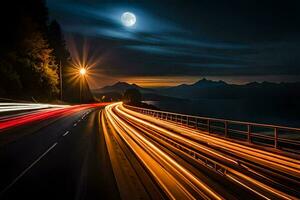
[121,12,136,27]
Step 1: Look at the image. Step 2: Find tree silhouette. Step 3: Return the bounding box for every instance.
[48,20,71,67]
[0,0,95,102]
[20,30,59,98]
[0,0,66,101]
[123,89,142,104]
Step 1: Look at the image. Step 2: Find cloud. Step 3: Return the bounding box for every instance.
[48,0,300,86]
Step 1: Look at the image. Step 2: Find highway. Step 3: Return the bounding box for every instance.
[0,103,120,200]
[0,101,299,200]
[103,102,300,200]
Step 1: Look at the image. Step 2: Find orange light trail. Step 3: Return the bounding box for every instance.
[104,103,223,200]
[102,102,299,199]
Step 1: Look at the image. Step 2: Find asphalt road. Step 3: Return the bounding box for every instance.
[0,106,120,200]
[1,102,299,200]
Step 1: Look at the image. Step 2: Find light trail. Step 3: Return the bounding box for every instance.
[102,102,300,199]
[0,103,68,113]
[120,104,300,176]
[104,103,223,200]
[0,103,109,131]
[116,104,297,199]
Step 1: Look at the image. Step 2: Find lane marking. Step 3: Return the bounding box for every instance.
[63,131,70,137]
[1,142,58,195]
[73,123,77,127]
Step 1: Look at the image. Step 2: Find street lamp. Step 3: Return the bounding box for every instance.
[79,68,86,76]
[79,68,87,103]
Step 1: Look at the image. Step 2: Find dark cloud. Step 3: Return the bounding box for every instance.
[48,0,300,85]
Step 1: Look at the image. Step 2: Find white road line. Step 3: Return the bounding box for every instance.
[73,123,77,127]
[63,131,70,137]
[82,111,91,119]
[0,142,58,195]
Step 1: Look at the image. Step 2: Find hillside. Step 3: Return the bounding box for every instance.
[92,81,154,94]
[160,78,300,100]
[93,79,300,101]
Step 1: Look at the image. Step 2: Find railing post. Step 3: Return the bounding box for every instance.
[247,124,251,143]
[274,127,278,149]
[187,116,189,127]
[207,120,210,133]
[224,121,228,137]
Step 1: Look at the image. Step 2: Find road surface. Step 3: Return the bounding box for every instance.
[0,103,119,200]
[0,102,299,200]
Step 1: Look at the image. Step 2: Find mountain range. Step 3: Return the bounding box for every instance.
[92,79,300,100]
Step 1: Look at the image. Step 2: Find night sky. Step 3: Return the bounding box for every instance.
[48,0,300,88]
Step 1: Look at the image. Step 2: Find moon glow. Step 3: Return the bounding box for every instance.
[121,12,136,27]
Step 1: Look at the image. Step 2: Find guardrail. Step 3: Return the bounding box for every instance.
[124,104,300,153]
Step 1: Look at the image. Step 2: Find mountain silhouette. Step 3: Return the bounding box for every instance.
[93,79,300,101]
[93,79,300,127]
[159,79,300,100]
[93,81,154,94]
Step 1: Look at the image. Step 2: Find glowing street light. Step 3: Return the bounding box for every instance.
[79,68,86,76]
[79,67,87,103]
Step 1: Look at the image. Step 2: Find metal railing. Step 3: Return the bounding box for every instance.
[124,104,300,153]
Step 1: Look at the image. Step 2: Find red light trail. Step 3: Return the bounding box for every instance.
[0,103,109,131]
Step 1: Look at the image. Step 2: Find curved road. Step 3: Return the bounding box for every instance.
[0,102,299,199]
[103,102,300,200]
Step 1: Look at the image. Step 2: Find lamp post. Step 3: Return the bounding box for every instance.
[79,68,86,103]
[60,60,63,101]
